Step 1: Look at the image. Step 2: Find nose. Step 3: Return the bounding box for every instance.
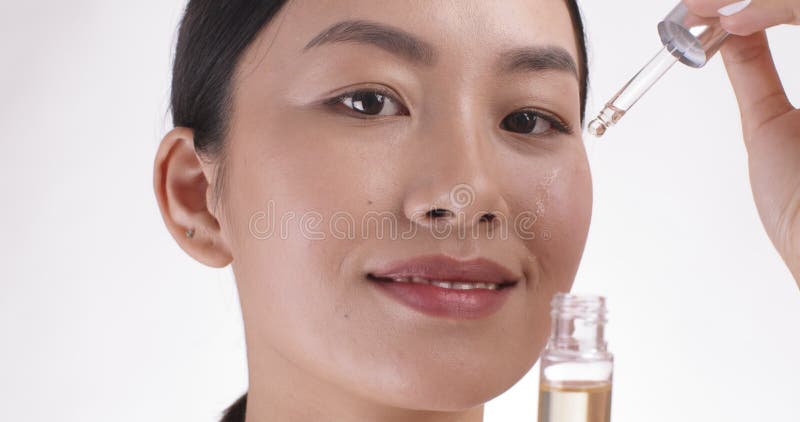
[402,120,510,234]
[406,183,503,227]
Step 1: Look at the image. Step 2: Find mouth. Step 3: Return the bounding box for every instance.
[365,254,522,319]
[366,274,518,291]
[366,253,522,289]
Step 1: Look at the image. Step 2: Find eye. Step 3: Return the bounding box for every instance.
[500,110,570,136]
[326,89,408,117]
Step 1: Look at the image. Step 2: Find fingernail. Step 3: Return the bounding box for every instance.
[718,0,752,16]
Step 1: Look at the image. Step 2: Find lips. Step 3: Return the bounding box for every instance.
[366,254,522,319]
[367,254,521,287]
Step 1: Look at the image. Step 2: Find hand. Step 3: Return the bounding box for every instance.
[683,0,800,287]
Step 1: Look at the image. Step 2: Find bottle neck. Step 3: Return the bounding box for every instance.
[547,293,608,354]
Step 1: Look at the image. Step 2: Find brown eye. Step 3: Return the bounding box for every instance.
[501,111,553,135]
[337,90,407,116]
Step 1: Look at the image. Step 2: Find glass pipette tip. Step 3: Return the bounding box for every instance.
[588,44,680,137]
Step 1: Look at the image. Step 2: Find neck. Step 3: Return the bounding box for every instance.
[243,342,485,422]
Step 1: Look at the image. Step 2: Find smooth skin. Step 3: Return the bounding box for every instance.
[155,1,591,421]
[683,0,800,286]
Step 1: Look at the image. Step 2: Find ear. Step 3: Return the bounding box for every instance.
[153,127,233,267]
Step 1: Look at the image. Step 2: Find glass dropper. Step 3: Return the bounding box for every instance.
[588,1,730,137]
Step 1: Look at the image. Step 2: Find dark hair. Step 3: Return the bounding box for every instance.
[170,2,588,421]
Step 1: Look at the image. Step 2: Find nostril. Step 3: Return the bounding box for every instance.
[427,208,453,219]
[480,212,496,223]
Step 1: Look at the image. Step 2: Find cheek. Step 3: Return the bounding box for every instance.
[511,152,592,291]
[220,118,395,341]
[222,103,416,308]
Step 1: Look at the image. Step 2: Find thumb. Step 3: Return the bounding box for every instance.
[719,31,794,140]
[716,0,800,36]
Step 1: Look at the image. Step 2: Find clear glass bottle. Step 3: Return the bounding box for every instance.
[537,293,613,422]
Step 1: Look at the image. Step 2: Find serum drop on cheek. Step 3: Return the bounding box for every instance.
[537,294,613,422]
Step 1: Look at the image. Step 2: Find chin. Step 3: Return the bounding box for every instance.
[356,353,533,412]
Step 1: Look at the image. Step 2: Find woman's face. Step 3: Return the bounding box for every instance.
[220,0,591,411]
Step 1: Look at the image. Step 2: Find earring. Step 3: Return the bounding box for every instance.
[185,227,195,238]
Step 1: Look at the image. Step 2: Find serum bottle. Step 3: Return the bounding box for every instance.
[537,294,613,422]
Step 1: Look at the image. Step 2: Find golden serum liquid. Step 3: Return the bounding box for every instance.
[537,382,612,422]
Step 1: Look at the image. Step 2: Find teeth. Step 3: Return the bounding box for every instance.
[449,282,499,290]
[377,275,506,290]
[422,279,499,290]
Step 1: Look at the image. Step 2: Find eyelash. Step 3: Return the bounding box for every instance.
[324,88,573,136]
[323,87,406,115]
[515,109,573,135]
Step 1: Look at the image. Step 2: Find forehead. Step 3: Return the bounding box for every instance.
[238,0,579,77]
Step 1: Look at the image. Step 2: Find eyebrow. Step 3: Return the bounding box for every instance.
[498,46,578,79]
[303,19,579,79]
[304,19,436,66]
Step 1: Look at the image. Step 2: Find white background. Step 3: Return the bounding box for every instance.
[1,1,798,421]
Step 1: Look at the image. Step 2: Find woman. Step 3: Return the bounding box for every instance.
[153,0,799,420]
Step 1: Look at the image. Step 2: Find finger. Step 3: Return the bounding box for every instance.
[682,0,799,35]
[683,0,743,17]
[718,0,800,35]
[719,31,794,139]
